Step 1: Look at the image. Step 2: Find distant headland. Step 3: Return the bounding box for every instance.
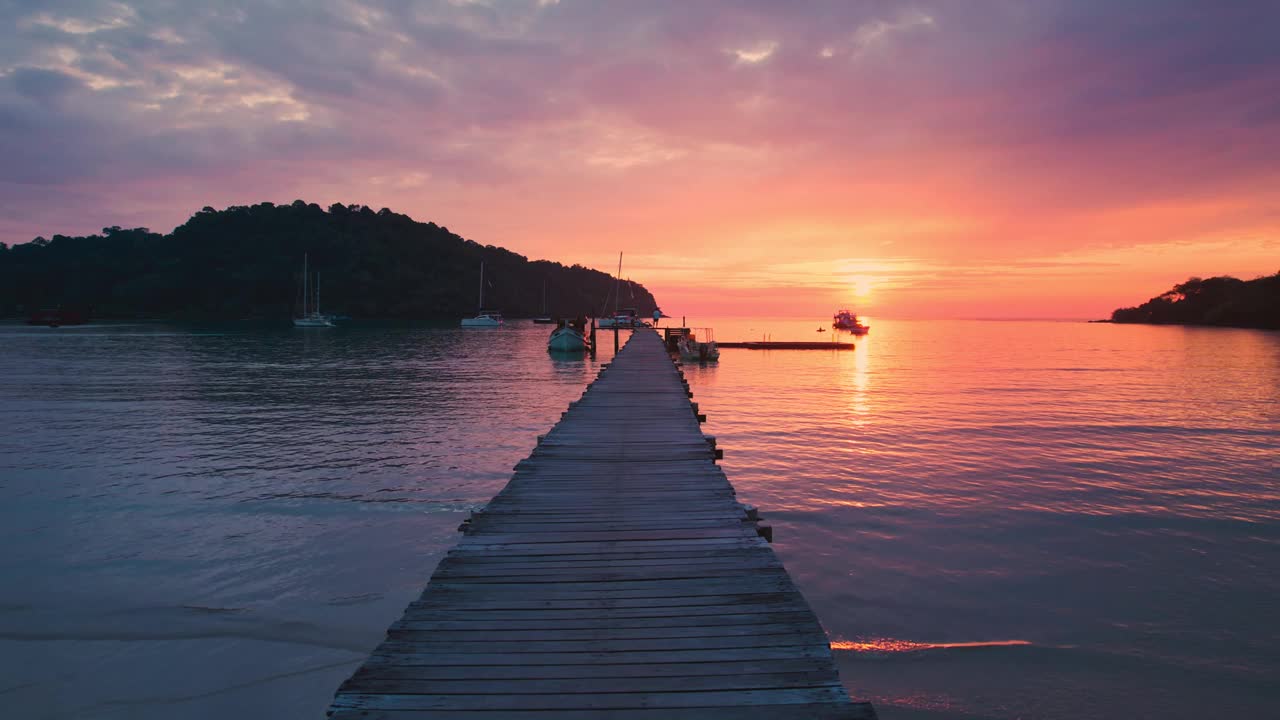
[0,201,657,322]
[1106,273,1280,330]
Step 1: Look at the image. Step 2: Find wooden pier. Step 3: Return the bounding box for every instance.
[329,329,875,719]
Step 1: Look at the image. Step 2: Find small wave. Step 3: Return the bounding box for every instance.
[0,605,372,653]
[326,593,383,607]
[179,605,246,615]
[63,658,360,713]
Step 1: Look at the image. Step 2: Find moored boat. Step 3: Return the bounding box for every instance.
[675,327,719,362]
[533,279,554,323]
[832,309,869,334]
[548,321,588,352]
[294,254,334,327]
[461,261,503,327]
[462,310,503,327]
[598,308,651,329]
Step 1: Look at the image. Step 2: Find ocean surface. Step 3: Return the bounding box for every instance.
[1,318,1277,719]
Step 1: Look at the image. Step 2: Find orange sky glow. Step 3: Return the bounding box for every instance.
[3,1,1278,318]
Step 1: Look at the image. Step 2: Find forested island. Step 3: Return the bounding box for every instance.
[0,201,657,322]
[1108,273,1280,329]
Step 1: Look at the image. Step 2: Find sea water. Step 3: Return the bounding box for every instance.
[1,319,1277,719]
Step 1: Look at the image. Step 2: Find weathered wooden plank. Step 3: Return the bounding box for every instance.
[342,674,841,695]
[362,645,835,668]
[403,600,813,619]
[428,570,786,586]
[387,622,823,643]
[349,657,837,681]
[328,329,868,718]
[330,703,874,720]
[407,591,805,609]
[431,560,781,577]
[391,611,817,631]
[376,631,832,654]
[331,687,852,711]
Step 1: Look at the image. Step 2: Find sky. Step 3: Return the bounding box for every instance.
[2,0,1278,319]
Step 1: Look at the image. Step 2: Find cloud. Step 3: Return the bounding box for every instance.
[0,0,1277,317]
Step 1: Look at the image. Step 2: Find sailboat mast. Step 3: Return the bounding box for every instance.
[614,252,622,317]
[478,261,485,313]
[303,253,308,316]
[316,272,321,316]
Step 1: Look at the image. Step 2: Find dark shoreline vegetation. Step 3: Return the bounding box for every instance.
[0,201,657,322]
[1108,273,1280,330]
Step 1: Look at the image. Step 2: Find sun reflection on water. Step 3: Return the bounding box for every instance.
[831,637,1034,654]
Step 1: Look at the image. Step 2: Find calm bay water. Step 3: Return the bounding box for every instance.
[1,319,1278,719]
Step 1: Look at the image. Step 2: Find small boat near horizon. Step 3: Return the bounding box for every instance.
[533,279,554,324]
[832,309,869,334]
[462,261,504,327]
[294,253,334,328]
[27,307,87,327]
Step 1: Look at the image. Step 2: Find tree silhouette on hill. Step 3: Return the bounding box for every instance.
[0,201,658,321]
[1110,273,1280,329]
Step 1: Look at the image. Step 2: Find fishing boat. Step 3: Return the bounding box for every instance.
[832,309,869,334]
[461,261,503,327]
[547,320,588,352]
[674,327,720,363]
[533,279,554,324]
[294,254,334,327]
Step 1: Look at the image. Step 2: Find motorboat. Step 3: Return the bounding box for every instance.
[598,308,651,329]
[462,310,503,328]
[461,261,503,327]
[832,309,869,334]
[294,253,334,327]
[548,320,588,352]
[676,327,719,363]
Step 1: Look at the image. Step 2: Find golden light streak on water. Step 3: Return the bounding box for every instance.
[831,638,1035,653]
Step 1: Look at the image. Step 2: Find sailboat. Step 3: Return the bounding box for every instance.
[461,261,503,327]
[597,252,650,328]
[533,279,554,324]
[293,253,334,327]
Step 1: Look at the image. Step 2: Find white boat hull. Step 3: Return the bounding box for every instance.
[548,327,587,352]
[294,315,334,327]
[461,316,502,327]
[678,339,719,362]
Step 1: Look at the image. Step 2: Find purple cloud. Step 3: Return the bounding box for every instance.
[1,0,1277,259]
